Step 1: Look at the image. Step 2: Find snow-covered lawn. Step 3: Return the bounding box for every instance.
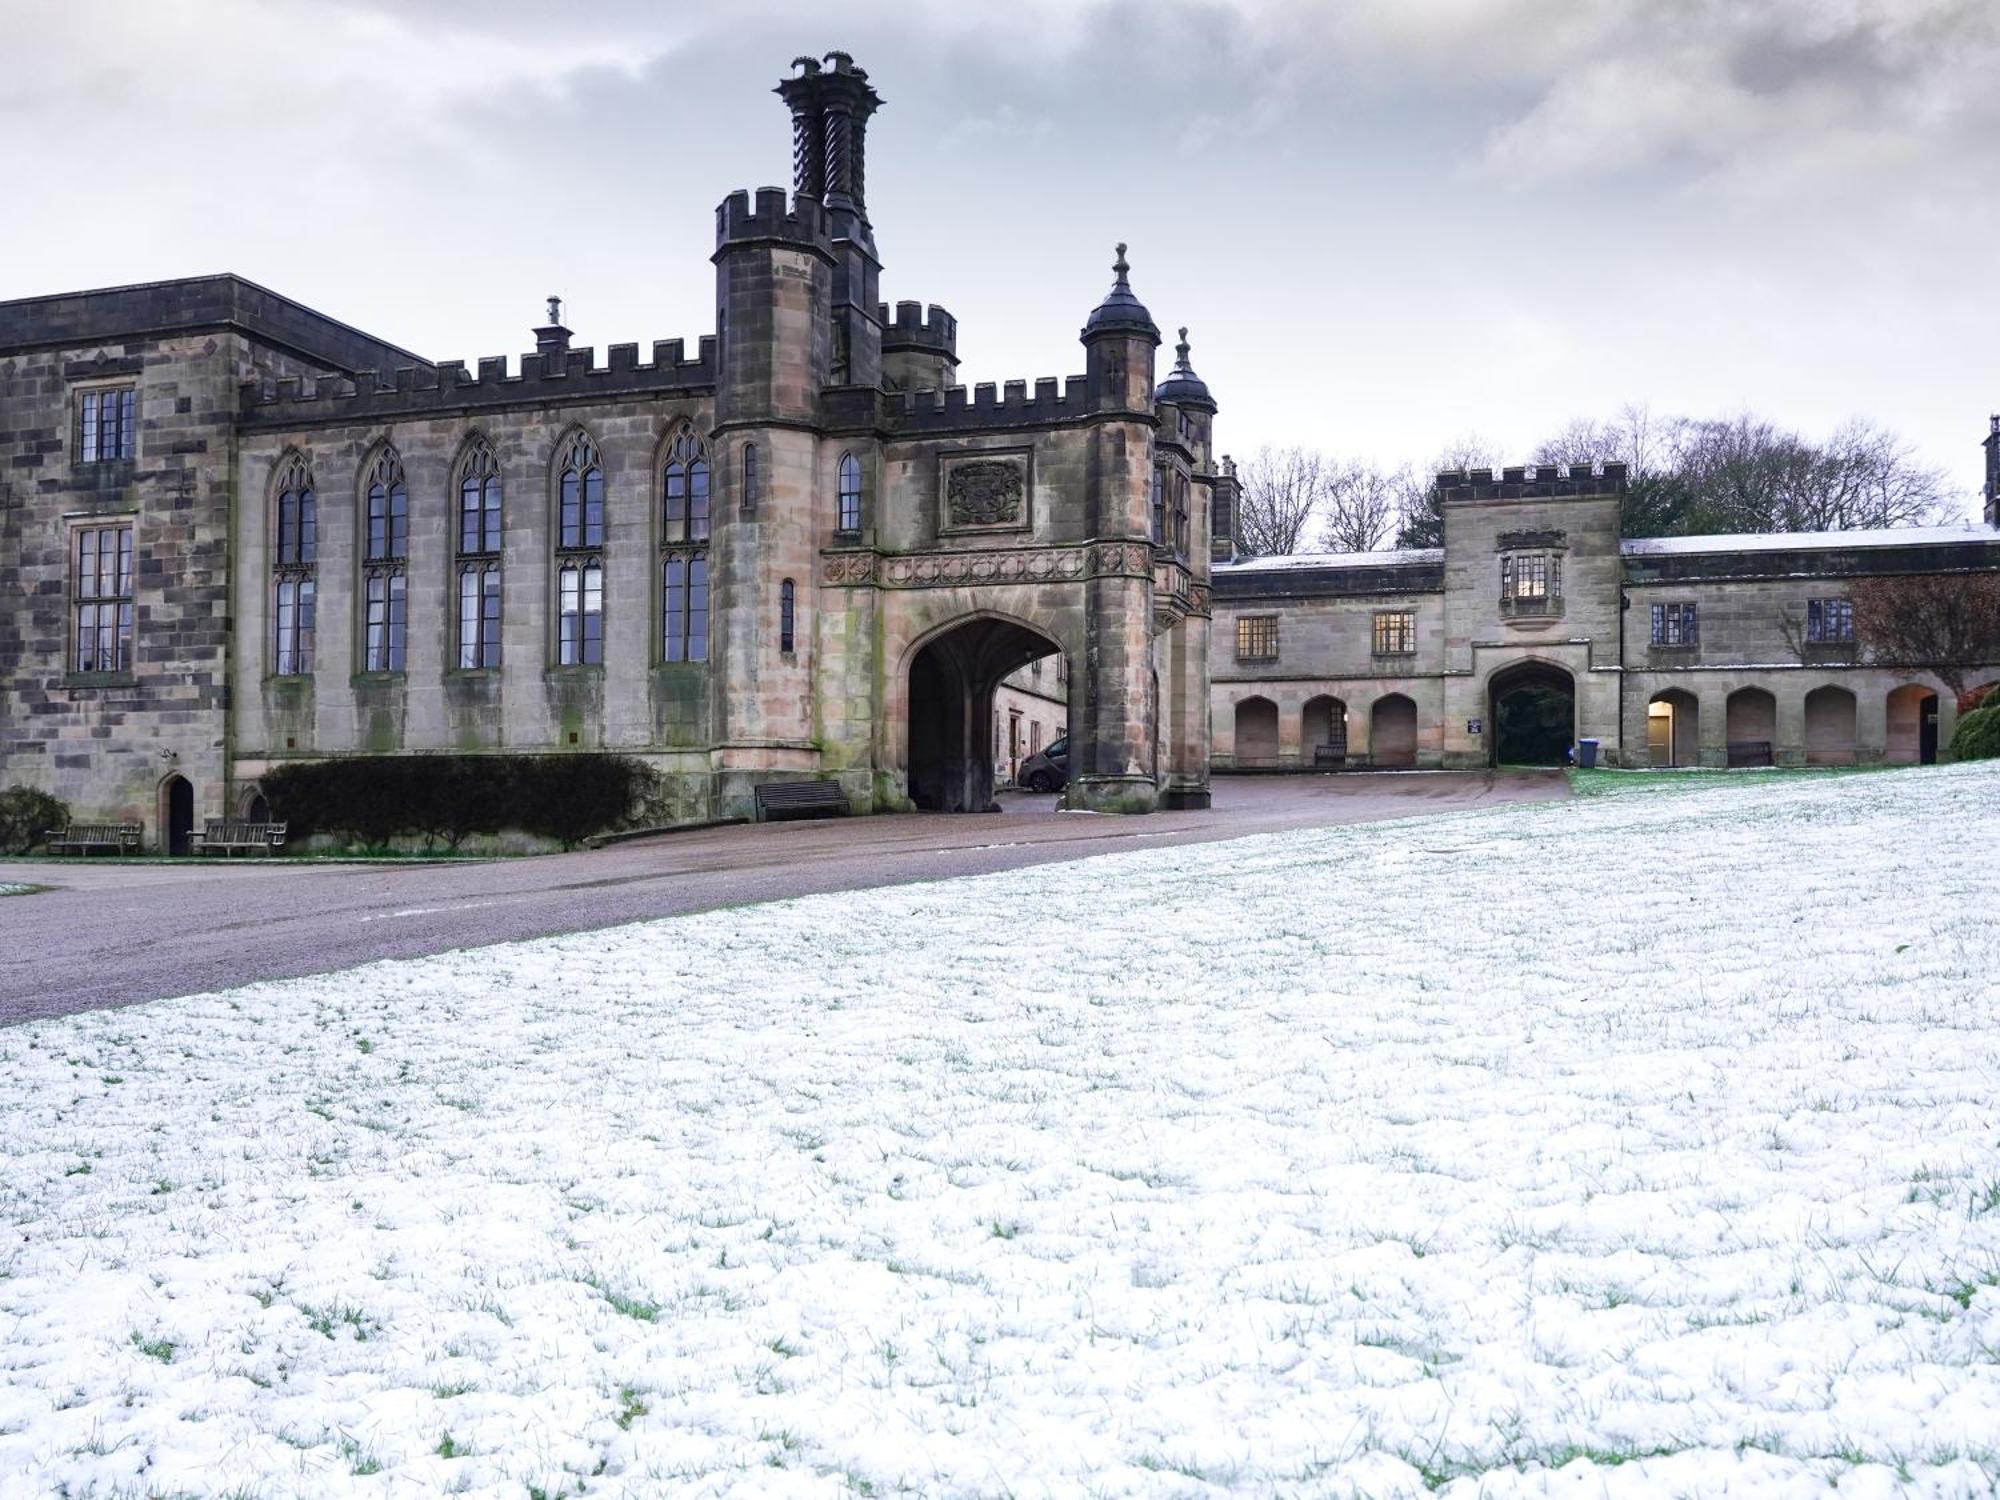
[4,766,2000,1499]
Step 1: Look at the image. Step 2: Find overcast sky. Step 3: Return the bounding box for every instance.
[7,0,1997,512]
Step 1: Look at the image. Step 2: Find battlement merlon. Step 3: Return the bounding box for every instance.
[714,188,836,259]
[240,339,716,425]
[871,374,1143,436]
[1436,461,1629,504]
[878,300,957,356]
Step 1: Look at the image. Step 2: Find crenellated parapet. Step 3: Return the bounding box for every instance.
[242,339,715,425]
[878,300,956,357]
[714,187,836,258]
[1437,462,1628,503]
[883,375,1096,435]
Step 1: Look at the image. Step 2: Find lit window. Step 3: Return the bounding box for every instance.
[73,524,134,673]
[1499,550,1564,617]
[78,386,136,462]
[1235,615,1278,662]
[1372,610,1415,655]
[1807,597,1853,644]
[1651,601,1699,647]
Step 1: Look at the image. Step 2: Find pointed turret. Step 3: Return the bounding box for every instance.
[1153,326,1214,412]
[1081,243,1160,416]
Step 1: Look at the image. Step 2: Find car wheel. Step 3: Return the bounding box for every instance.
[1025,771,1052,792]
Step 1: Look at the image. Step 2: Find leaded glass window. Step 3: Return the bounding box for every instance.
[73,524,134,673]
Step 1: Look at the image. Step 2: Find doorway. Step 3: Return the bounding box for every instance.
[161,774,194,856]
[1488,661,1575,766]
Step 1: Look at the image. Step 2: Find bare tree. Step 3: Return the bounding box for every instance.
[1394,436,1498,549]
[1234,445,1327,556]
[1316,460,1400,553]
[1532,407,1956,537]
[1849,573,2000,702]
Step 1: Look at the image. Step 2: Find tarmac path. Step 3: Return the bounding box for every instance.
[0,771,1565,1024]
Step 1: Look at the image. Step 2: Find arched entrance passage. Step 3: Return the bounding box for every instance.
[1726,687,1777,766]
[1886,684,1939,765]
[908,616,1062,812]
[1234,697,1278,768]
[160,774,194,856]
[1488,661,1574,766]
[1647,689,1699,767]
[1370,694,1418,768]
[1804,685,1857,765]
[1303,695,1347,763]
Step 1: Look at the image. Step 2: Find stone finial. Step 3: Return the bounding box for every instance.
[1113,242,1130,284]
[1175,328,1191,367]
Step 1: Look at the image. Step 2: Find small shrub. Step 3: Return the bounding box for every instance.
[0,786,70,854]
[1949,702,2000,762]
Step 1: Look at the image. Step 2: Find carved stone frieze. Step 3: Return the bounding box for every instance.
[821,541,1160,590]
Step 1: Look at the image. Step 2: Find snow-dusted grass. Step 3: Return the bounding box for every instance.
[4,766,2000,1499]
[0,881,40,897]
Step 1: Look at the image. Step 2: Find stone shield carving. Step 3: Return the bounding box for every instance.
[940,452,1030,533]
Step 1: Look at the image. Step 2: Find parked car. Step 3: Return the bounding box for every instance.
[1017,735,1068,792]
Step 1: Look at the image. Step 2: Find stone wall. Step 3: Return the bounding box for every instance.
[0,330,319,838]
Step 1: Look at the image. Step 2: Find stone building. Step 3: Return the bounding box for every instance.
[993,655,1069,788]
[1212,460,2000,771]
[0,53,1225,849]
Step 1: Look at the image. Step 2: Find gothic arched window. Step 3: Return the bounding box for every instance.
[779,577,796,655]
[361,446,408,672]
[662,427,709,543]
[836,452,862,533]
[272,453,316,675]
[555,431,605,664]
[456,442,503,669]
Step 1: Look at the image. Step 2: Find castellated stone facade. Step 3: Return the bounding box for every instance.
[0,53,1225,846]
[1212,463,2000,771]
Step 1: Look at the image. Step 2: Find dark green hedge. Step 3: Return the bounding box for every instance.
[259,755,656,850]
[0,786,70,855]
[1949,703,2000,763]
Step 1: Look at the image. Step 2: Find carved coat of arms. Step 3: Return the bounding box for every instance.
[945,460,1025,528]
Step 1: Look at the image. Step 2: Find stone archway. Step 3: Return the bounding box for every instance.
[1487,660,1574,766]
[1370,693,1418,768]
[907,615,1064,811]
[1804,685,1857,765]
[1647,688,1699,767]
[1233,696,1279,768]
[1886,684,1938,765]
[160,774,194,856]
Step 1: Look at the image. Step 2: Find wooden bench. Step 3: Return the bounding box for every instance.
[1312,744,1369,769]
[1726,740,1774,768]
[753,780,849,823]
[42,822,141,855]
[193,819,288,855]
